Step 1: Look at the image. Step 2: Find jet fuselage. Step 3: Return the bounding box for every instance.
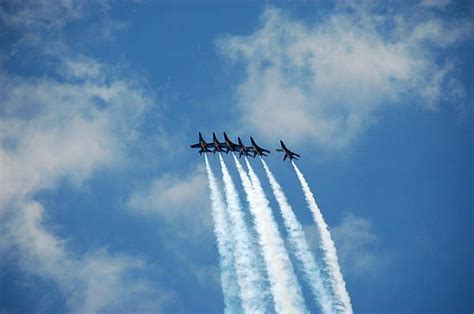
[223,132,239,153]
[212,133,225,153]
[276,140,300,161]
[250,137,270,157]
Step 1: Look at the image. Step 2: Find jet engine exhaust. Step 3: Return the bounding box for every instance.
[204,155,241,313]
[261,159,332,314]
[292,161,353,314]
[218,154,270,313]
[243,156,307,314]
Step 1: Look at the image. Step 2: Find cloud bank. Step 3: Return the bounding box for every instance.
[218,4,471,150]
[0,0,109,30]
[0,52,169,312]
[331,213,388,277]
[305,212,387,278]
[128,165,212,239]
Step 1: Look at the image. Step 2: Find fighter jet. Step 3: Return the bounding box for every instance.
[190,132,213,155]
[223,132,240,153]
[250,137,270,157]
[212,132,226,154]
[276,140,300,161]
[237,137,254,158]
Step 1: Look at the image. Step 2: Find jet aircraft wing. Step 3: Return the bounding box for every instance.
[276,140,300,161]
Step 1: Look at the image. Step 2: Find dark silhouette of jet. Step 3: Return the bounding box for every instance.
[190,132,213,155]
[212,132,226,154]
[237,137,254,158]
[250,137,270,157]
[276,140,300,161]
[223,132,240,153]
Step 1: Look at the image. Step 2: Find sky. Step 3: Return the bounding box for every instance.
[0,0,472,313]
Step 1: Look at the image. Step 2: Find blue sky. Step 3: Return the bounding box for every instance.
[0,1,472,313]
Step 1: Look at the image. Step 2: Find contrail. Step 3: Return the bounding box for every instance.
[235,154,307,314]
[292,161,353,314]
[204,155,241,313]
[261,159,332,314]
[218,154,269,313]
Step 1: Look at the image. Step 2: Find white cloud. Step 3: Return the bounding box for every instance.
[218,5,471,150]
[0,56,152,205]
[331,212,388,277]
[304,212,387,277]
[10,201,171,314]
[93,18,128,42]
[127,165,220,298]
[420,0,452,8]
[191,264,221,288]
[61,54,105,80]
[0,1,128,58]
[128,165,212,239]
[0,54,169,312]
[0,0,109,30]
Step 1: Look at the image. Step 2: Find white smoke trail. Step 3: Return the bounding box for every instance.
[292,161,353,314]
[261,159,332,314]
[218,154,269,313]
[235,154,307,314]
[204,155,241,313]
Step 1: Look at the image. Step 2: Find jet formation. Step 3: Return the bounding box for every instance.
[190,132,300,161]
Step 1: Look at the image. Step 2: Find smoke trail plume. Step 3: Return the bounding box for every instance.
[261,159,332,314]
[292,161,353,314]
[235,155,307,314]
[218,154,269,313]
[204,155,241,313]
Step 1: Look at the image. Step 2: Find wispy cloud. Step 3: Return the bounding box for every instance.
[218,4,471,150]
[127,165,212,239]
[10,201,172,314]
[305,212,389,278]
[420,0,452,8]
[0,53,169,312]
[331,212,389,277]
[0,0,129,59]
[0,0,109,30]
[0,53,152,201]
